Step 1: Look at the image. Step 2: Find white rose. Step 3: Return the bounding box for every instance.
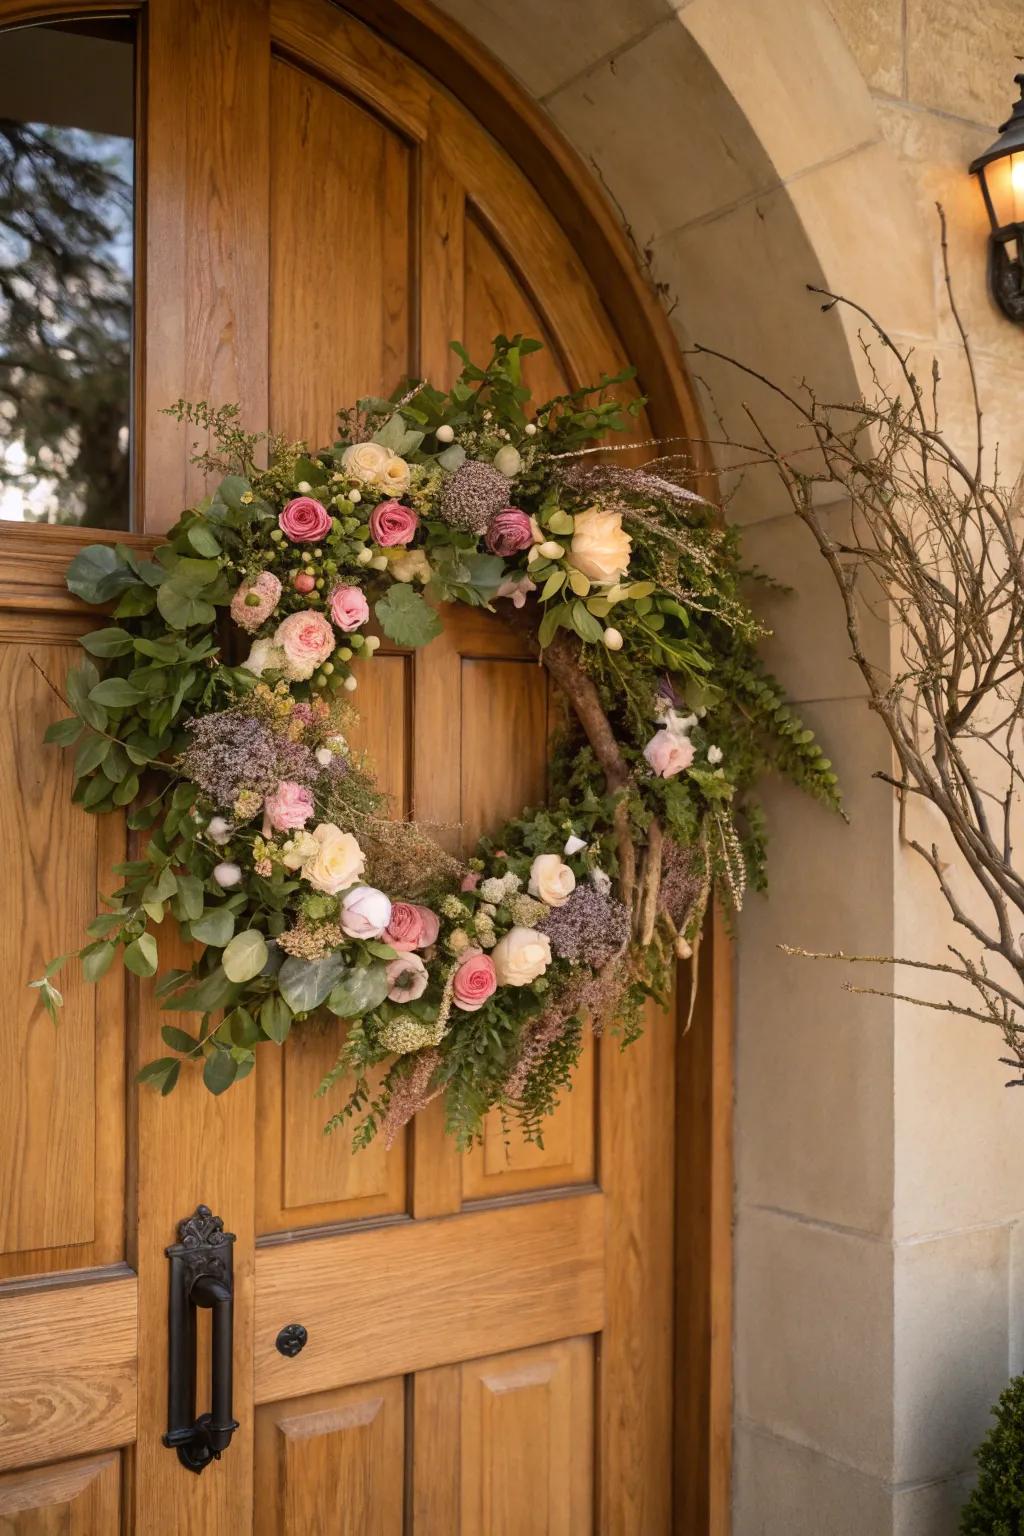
[390,548,432,583]
[342,441,392,486]
[528,853,576,908]
[242,637,285,677]
[381,455,411,495]
[567,508,632,585]
[491,926,552,987]
[301,823,366,894]
[340,885,392,940]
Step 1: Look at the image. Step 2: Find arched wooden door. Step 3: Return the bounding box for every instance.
[0,2,724,1531]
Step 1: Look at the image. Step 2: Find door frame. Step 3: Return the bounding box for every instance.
[0,0,733,1528]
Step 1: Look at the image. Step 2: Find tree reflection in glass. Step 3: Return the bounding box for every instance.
[0,21,134,529]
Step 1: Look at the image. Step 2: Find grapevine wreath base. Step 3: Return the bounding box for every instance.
[32,338,838,1149]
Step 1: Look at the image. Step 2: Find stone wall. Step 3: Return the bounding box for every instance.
[433,0,1024,1529]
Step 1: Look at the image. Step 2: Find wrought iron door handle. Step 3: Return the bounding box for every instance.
[163,1205,239,1473]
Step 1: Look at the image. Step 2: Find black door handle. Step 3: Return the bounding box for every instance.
[163,1205,239,1473]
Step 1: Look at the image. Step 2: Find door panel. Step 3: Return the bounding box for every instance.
[0,635,127,1278]
[255,1379,405,1536]
[0,1452,121,1533]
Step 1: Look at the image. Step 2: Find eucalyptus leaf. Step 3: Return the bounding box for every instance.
[191,908,236,948]
[124,932,158,977]
[278,952,348,1013]
[326,962,390,1019]
[66,545,135,605]
[203,1048,238,1096]
[222,930,269,984]
[80,626,135,658]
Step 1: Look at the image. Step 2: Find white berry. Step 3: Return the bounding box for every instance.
[213,861,242,889]
[436,424,454,444]
[356,546,373,566]
[525,422,538,437]
[344,675,358,692]
[297,480,311,493]
[349,489,361,504]
[603,627,624,651]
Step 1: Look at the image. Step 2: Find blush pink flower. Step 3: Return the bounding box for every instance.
[412,904,440,949]
[452,948,498,1012]
[279,496,332,542]
[384,901,430,953]
[461,872,480,892]
[340,885,392,940]
[329,584,370,633]
[386,953,429,1003]
[485,507,533,557]
[263,779,314,832]
[643,728,695,779]
[293,571,316,594]
[274,609,335,680]
[369,500,419,547]
[495,574,537,609]
[229,570,282,633]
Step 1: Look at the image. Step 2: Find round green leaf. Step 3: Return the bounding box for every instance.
[326,962,391,1019]
[222,930,269,984]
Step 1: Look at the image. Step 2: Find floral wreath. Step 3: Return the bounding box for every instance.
[33,338,838,1149]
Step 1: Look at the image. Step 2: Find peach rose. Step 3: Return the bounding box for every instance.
[643,728,695,779]
[567,508,632,585]
[528,853,576,908]
[384,901,433,953]
[274,610,335,680]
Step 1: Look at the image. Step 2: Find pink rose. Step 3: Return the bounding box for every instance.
[230,570,281,633]
[279,496,332,542]
[643,728,695,779]
[274,610,335,680]
[384,901,428,953]
[452,948,498,1012]
[386,953,429,1003]
[412,904,440,948]
[461,872,480,892]
[263,779,314,832]
[329,584,370,633]
[369,500,419,547]
[485,507,533,556]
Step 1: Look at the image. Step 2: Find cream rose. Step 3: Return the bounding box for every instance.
[242,636,285,677]
[491,926,552,987]
[342,440,392,486]
[390,548,432,584]
[381,455,411,496]
[528,853,576,908]
[567,508,632,585]
[281,830,317,871]
[300,823,366,895]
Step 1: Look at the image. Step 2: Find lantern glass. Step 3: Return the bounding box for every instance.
[983,149,1024,233]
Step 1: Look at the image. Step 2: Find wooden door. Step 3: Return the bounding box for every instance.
[0,1,717,1530]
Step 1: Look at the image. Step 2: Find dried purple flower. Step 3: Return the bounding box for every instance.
[537,883,629,968]
[181,709,319,809]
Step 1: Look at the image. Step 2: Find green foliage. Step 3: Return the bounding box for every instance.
[961,1376,1024,1534]
[373,585,442,648]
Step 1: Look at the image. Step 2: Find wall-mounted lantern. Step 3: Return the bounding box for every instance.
[969,74,1024,323]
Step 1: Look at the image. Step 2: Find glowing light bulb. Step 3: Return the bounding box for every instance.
[1012,158,1024,192]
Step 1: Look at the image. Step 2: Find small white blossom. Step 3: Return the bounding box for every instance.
[563,834,587,856]
[707,745,723,765]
